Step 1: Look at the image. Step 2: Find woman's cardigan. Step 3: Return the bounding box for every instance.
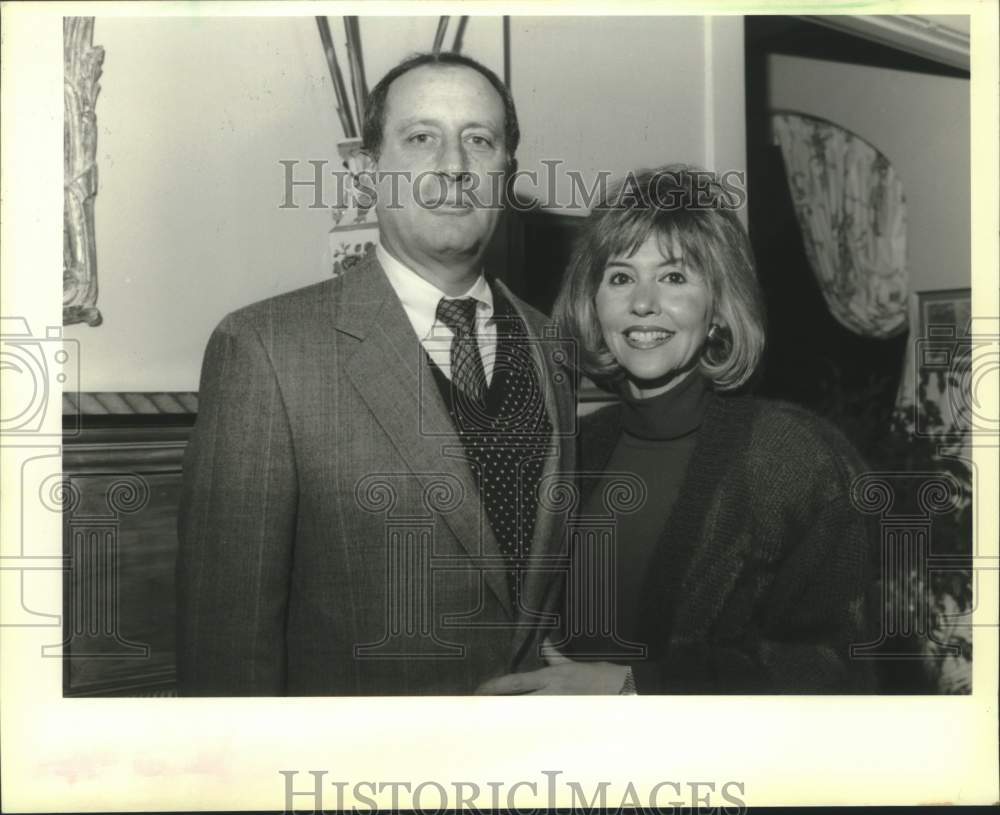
[575,392,879,693]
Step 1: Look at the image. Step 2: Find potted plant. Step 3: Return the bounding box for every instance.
[869,366,973,693]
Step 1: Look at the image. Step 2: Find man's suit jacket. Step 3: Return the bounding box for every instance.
[176,255,576,695]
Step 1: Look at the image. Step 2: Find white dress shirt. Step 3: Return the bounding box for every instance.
[377,244,497,384]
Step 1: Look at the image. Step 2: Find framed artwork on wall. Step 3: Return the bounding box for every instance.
[915,287,972,437]
[919,287,972,339]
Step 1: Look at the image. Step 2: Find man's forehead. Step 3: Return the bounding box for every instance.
[384,64,504,117]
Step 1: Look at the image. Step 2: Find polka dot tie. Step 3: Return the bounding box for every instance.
[431,293,553,606]
[436,297,487,404]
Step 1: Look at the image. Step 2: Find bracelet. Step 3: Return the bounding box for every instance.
[619,666,637,695]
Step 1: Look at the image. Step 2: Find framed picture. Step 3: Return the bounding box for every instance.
[918,287,972,339]
[915,288,972,436]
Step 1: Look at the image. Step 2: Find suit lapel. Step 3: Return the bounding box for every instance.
[337,257,513,618]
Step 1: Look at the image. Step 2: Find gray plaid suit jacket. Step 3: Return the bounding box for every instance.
[176,255,576,695]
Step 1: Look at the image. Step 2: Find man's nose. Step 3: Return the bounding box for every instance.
[436,137,471,180]
[629,282,661,316]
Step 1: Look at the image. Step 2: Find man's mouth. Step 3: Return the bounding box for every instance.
[622,327,673,349]
[431,201,475,214]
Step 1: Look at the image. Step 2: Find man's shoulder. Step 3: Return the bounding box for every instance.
[220,277,340,331]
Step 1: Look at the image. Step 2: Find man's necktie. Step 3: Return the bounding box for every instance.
[436,297,487,403]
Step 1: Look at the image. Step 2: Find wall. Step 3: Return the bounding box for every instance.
[64,15,745,392]
[767,53,970,297]
[68,17,342,391]
[511,16,744,208]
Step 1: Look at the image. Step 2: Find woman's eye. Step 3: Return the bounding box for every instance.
[663,271,687,284]
[606,271,632,286]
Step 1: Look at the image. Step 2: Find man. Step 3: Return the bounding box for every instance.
[176,52,576,695]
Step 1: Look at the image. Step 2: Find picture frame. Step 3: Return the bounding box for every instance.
[918,287,972,339]
[915,287,972,437]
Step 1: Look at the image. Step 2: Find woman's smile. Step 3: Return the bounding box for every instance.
[622,326,674,349]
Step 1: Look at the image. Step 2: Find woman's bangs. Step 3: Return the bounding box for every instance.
[597,202,659,262]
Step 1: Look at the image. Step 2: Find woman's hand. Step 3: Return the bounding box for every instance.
[474,640,630,695]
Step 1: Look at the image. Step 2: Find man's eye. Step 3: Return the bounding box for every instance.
[467,135,494,147]
[408,133,432,144]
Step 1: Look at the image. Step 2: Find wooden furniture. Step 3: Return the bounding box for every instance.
[61,393,196,697]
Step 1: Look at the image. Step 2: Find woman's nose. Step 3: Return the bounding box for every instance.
[629,283,660,316]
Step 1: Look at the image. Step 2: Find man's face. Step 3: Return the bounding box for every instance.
[369,65,508,283]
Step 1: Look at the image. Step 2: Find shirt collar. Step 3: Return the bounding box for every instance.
[377,244,494,340]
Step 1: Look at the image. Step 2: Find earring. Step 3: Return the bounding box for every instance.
[707,323,722,342]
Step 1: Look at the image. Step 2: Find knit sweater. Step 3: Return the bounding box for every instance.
[575,392,879,694]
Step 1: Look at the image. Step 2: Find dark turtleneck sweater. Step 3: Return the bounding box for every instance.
[572,387,878,693]
[579,370,711,648]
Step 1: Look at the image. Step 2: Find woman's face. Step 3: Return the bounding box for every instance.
[594,233,714,399]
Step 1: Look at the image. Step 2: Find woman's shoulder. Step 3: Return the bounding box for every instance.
[751,397,862,450]
[719,395,869,487]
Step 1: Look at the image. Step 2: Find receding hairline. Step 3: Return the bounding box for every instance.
[375,65,508,155]
[382,63,507,114]
[363,53,519,160]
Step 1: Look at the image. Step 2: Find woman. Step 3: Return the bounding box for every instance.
[478,166,877,694]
